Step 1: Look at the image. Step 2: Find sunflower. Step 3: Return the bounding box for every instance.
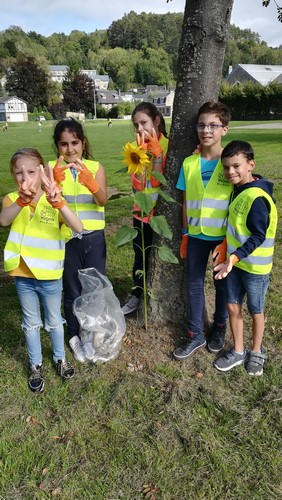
[123,142,151,175]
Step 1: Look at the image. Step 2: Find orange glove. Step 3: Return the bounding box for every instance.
[180,233,188,259]
[52,156,69,184]
[47,197,66,209]
[16,197,31,207]
[212,238,227,267]
[74,160,100,194]
[137,129,162,158]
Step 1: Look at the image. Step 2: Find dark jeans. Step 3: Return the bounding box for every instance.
[186,236,227,335]
[63,230,106,339]
[132,218,153,299]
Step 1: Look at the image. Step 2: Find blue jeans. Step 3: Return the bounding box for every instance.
[186,236,228,334]
[226,267,270,314]
[15,277,66,366]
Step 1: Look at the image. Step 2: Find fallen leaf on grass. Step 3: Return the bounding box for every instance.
[26,416,40,425]
[123,336,133,346]
[42,468,48,476]
[52,431,74,444]
[195,372,204,379]
[51,488,62,496]
[142,482,158,499]
[127,362,144,372]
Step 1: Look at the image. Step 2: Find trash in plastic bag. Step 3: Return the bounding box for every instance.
[73,268,126,363]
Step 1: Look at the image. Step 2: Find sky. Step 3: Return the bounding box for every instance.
[1,0,281,48]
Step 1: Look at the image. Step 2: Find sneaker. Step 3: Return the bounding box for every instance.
[246,349,267,376]
[28,364,44,394]
[207,323,226,353]
[214,348,246,372]
[55,359,75,379]
[173,333,207,361]
[121,294,139,315]
[69,335,86,363]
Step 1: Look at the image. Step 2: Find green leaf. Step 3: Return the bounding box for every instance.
[115,225,138,248]
[158,244,179,264]
[149,215,172,240]
[134,192,154,215]
[151,171,167,185]
[114,166,128,174]
[158,189,177,203]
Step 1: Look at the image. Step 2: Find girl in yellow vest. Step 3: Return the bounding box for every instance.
[213,140,277,376]
[121,102,169,315]
[0,148,83,393]
[49,118,107,363]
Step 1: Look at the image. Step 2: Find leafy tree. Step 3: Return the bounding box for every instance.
[5,56,49,111]
[62,72,94,114]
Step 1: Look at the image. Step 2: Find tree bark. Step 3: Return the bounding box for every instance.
[147,0,234,326]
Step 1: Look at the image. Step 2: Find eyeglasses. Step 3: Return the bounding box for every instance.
[196,123,224,133]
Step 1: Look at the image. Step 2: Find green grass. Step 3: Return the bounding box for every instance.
[0,120,281,499]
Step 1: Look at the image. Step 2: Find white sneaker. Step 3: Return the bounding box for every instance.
[69,335,86,363]
[121,295,139,315]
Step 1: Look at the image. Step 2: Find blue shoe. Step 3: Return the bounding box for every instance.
[207,323,226,353]
[173,333,206,361]
[214,348,246,372]
[246,349,266,376]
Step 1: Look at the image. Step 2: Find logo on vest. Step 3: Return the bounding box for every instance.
[39,206,56,225]
[217,171,230,186]
[233,198,248,216]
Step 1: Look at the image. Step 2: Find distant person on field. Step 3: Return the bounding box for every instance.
[38,121,42,132]
[173,101,232,362]
[121,102,169,315]
[3,122,8,132]
[0,148,83,393]
[213,140,277,376]
[49,118,107,363]
[107,118,112,128]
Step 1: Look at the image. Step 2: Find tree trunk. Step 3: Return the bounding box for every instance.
[147,0,234,326]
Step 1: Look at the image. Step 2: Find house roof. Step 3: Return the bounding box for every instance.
[0,96,27,104]
[49,65,69,72]
[227,64,282,86]
[96,90,124,104]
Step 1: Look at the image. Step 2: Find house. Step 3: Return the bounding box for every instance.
[0,96,28,122]
[49,65,69,83]
[226,64,282,86]
[96,90,124,111]
[80,70,109,90]
[152,90,175,117]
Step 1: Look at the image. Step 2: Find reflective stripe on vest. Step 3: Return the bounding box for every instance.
[183,154,233,237]
[49,159,105,236]
[227,187,277,274]
[4,193,65,279]
[132,134,169,208]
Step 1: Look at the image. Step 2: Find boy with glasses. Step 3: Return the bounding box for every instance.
[173,101,232,361]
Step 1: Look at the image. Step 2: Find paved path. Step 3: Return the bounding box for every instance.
[232,123,282,129]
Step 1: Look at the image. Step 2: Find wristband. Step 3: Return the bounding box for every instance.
[49,198,66,209]
[16,197,30,207]
[181,228,188,235]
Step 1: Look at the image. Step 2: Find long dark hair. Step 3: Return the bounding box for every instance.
[53,118,93,159]
[131,102,168,138]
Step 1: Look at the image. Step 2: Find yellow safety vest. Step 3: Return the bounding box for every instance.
[49,159,105,240]
[183,154,233,237]
[4,193,65,280]
[227,187,277,274]
[132,133,169,209]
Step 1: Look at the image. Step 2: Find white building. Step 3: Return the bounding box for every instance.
[49,65,69,83]
[80,70,109,90]
[0,96,28,122]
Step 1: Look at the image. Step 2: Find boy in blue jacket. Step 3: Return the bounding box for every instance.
[213,140,277,376]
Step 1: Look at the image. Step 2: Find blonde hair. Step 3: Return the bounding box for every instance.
[10,147,45,175]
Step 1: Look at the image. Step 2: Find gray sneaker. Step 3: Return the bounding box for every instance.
[121,295,139,315]
[246,350,267,376]
[214,348,246,372]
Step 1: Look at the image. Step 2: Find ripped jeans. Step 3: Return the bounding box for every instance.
[14,277,66,366]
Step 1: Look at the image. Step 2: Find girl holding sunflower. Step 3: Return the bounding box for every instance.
[122,102,169,315]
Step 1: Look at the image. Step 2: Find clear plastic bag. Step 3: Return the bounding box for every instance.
[73,268,126,363]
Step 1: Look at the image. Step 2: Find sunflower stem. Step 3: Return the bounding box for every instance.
[140,210,148,330]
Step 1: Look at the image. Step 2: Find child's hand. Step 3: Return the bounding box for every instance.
[214,254,239,280]
[52,156,69,184]
[137,130,162,158]
[193,144,202,154]
[40,164,63,204]
[17,164,39,205]
[73,159,100,194]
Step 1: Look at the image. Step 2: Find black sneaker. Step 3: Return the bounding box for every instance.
[173,333,207,361]
[207,324,226,354]
[55,359,75,379]
[28,364,44,393]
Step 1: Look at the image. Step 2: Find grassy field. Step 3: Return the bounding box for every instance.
[0,120,281,499]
